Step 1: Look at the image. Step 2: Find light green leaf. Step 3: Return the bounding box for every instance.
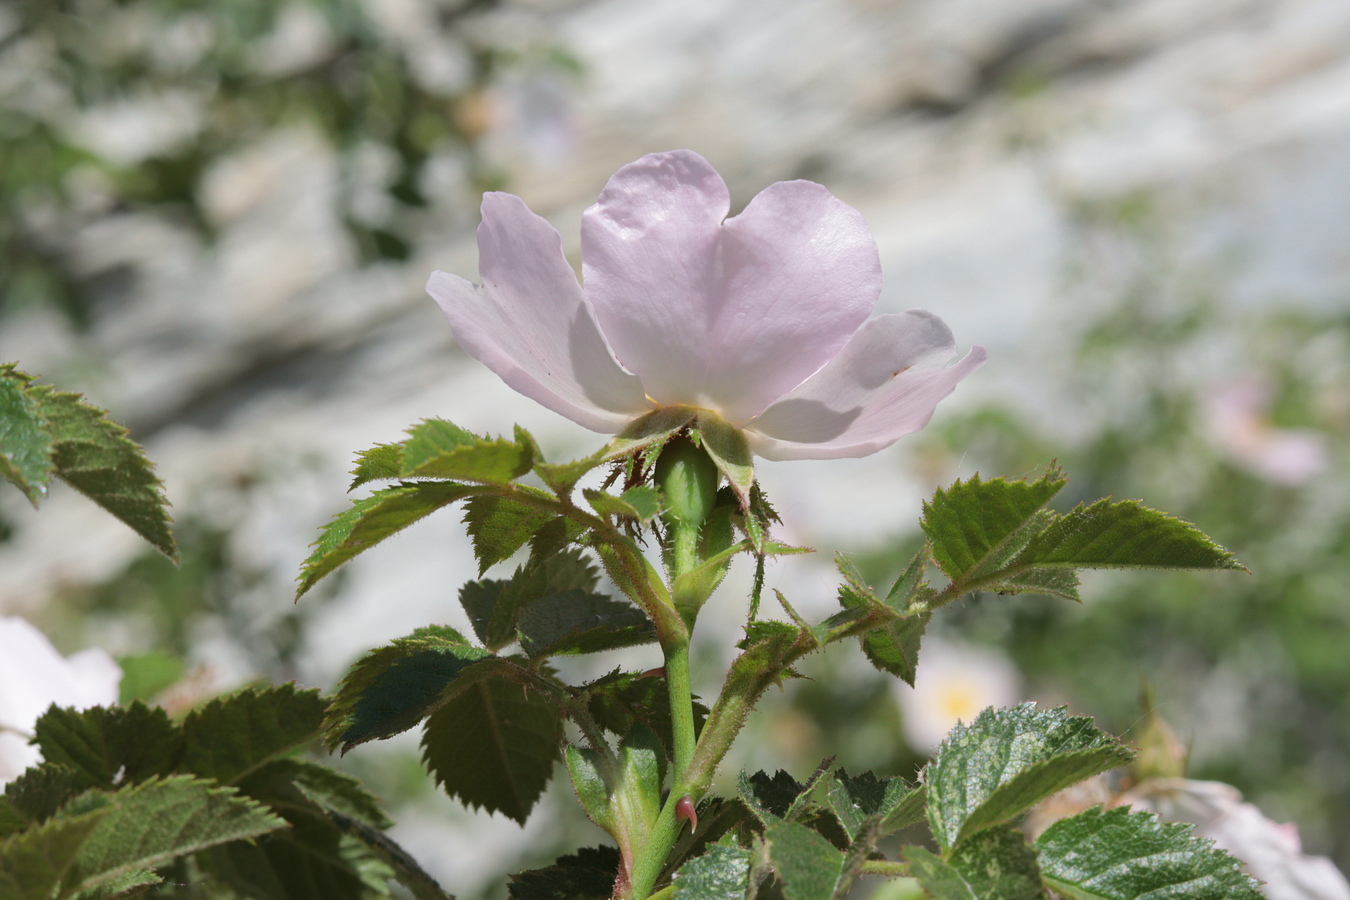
[1011,498,1245,572]
[28,380,176,561]
[63,775,286,899]
[583,485,662,523]
[696,412,754,507]
[517,590,656,657]
[32,703,179,790]
[323,626,490,752]
[765,821,845,900]
[349,442,405,490]
[1035,806,1262,900]
[905,826,1044,900]
[986,567,1082,602]
[0,366,52,505]
[181,684,326,785]
[925,704,1135,850]
[673,836,751,900]
[297,481,476,597]
[462,494,559,574]
[602,407,697,462]
[421,676,562,824]
[921,470,1065,584]
[0,806,104,900]
[401,418,534,483]
[565,745,613,832]
[836,552,930,685]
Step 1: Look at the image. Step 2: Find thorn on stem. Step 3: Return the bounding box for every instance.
[676,795,698,832]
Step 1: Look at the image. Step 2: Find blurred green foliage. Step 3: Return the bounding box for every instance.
[0,0,523,327]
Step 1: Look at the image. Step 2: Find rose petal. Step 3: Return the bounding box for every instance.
[427,193,648,433]
[747,311,986,460]
[582,150,880,423]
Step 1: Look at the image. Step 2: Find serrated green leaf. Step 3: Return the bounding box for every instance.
[0,797,25,838]
[181,684,326,785]
[402,418,533,483]
[1035,805,1262,900]
[905,825,1044,900]
[253,758,393,830]
[739,771,808,827]
[507,846,620,900]
[1011,498,1244,572]
[584,670,708,756]
[4,765,87,823]
[696,413,754,507]
[62,775,286,900]
[533,448,607,498]
[858,613,931,687]
[219,762,395,900]
[326,811,456,900]
[27,381,176,560]
[826,770,922,839]
[925,704,1135,850]
[463,494,559,574]
[32,703,179,791]
[987,567,1081,602]
[461,549,605,652]
[349,443,406,490]
[765,821,845,900]
[421,675,562,824]
[582,485,663,524]
[921,471,1066,583]
[0,367,52,505]
[517,590,656,657]
[324,626,490,752]
[297,481,476,597]
[0,804,105,900]
[836,554,930,685]
[673,836,751,900]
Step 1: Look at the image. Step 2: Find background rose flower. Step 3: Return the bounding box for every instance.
[0,617,122,784]
[427,149,985,460]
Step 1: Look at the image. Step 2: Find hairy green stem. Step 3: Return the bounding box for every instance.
[664,639,697,784]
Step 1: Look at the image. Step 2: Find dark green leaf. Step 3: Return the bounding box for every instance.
[327,811,456,900]
[181,684,326,785]
[32,702,179,789]
[925,704,1134,850]
[402,418,534,483]
[254,758,393,830]
[905,825,1044,900]
[0,797,25,838]
[517,590,655,657]
[1035,806,1262,900]
[584,670,708,756]
[421,676,562,823]
[696,413,754,507]
[0,367,52,505]
[826,770,922,839]
[673,836,751,900]
[1011,498,1245,572]
[508,846,620,900]
[463,494,559,574]
[836,554,930,685]
[349,443,406,490]
[461,549,605,652]
[63,775,286,900]
[921,471,1066,583]
[297,481,475,597]
[4,765,87,822]
[765,821,845,900]
[325,626,490,752]
[857,613,931,687]
[739,771,807,826]
[28,380,176,560]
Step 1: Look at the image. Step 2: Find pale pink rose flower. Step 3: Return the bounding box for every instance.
[1204,379,1328,486]
[0,617,122,784]
[427,150,985,460]
[1123,778,1350,900]
[893,638,1021,754]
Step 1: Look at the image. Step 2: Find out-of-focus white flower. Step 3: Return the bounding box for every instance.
[1204,378,1328,486]
[894,638,1021,754]
[0,617,122,784]
[1123,778,1350,900]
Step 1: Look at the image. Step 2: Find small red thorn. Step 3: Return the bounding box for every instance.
[676,795,698,832]
[639,666,666,679]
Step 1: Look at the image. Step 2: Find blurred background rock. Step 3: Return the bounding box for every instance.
[1,0,1348,895]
